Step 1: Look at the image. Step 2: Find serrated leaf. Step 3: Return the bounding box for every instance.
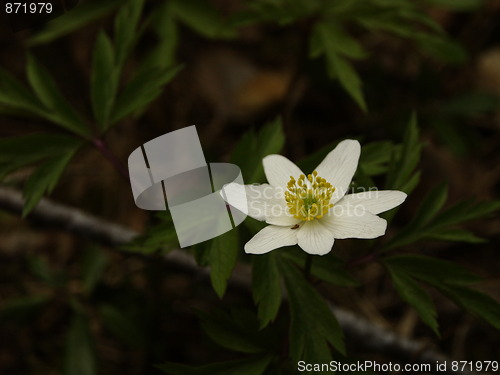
[26,55,90,137]
[410,183,448,229]
[311,22,368,60]
[427,228,486,243]
[111,65,182,124]
[209,230,239,298]
[64,315,97,375]
[282,249,359,287]
[0,134,82,164]
[156,355,272,375]
[170,0,236,39]
[114,0,145,68]
[198,308,266,353]
[23,151,76,216]
[386,113,421,193]
[231,118,285,183]
[383,255,480,285]
[99,304,145,347]
[28,0,122,45]
[0,68,46,115]
[252,252,282,328]
[139,1,178,72]
[91,31,118,129]
[386,264,439,335]
[280,258,345,364]
[435,283,500,330]
[323,44,367,111]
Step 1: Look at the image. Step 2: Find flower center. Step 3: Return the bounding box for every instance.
[285,171,335,221]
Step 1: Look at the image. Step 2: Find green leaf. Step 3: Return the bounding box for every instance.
[386,113,421,193]
[111,65,182,124]
[435,284,500,330]
[252,252,282,328]
[28,0,122,45]
[26,55,90,137]
[81,247,108,294]
[386,264,439,335]
[231,118,285,183]
[91,32,118,130]
[170,0,236,39]
[64,315,97,375]
[280,258,345,364]
[427,228,487,243]
[114,0,145,68]
[282,249,359,287]
[157,355,272,375]
[0,68,46,115]
[0,133,81,165]
[139,1,178,71]
[209,230,239,298]
[99,304,145,347]
[383,255,480,285]
[358,141,399,176]
[432,200,500,229]
[0,295,50,321]
[23,151,76,216]
[410,183,448,229]
[316,21,367,111]
[198,308,267,353]
[310,22,368,60]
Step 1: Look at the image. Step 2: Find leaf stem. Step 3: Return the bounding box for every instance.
[92,138,129,181]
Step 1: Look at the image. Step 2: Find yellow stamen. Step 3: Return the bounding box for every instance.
[285,170,335,221]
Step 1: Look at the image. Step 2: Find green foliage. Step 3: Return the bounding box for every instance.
[28,0,123,45]
[282,249,359,287]
[99,304,146,347]
[26,55,90,137]
[170,0,236,39]
[386,114,421,194]
[281,258,345,365]
[22,151,76,216]
[81,247,109,294]
[198,308,274,353]
[231,118,285,183]
[383,255,500,330]
[209,230,239,298]
[252,252,282,328]
[91,32,118,130]
[64,314,97,375]
[386,185,500,249]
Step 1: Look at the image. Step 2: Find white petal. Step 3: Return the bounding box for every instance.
[244,225,298,254]
[297,221,335,255]
[315,140,361,203]
[263,154,304,188]
[221,183,282,221]
[338,190,407,215]
[266,214,301,226]
[322,208,387,239]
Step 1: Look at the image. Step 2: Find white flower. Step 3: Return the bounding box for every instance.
[222,140,407,256]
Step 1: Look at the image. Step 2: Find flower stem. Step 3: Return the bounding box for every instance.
[304,254,314,280]
[92,138,129,181]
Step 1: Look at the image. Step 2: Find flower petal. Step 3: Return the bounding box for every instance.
[297,221,335,255]
[244,225,298,254]
[315,140,360,203]
[222,182,297,225]
[322,208,387,239]
[338,190,407,215]
[263,154,304,188]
